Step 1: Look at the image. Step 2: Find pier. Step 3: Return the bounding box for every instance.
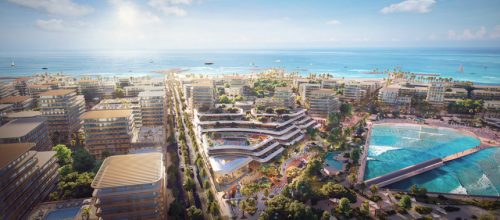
[363,145,492,188]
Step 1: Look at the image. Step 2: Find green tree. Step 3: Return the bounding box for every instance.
[186,206,203,220]
[399,195,412,210]
[347,173,357,187]
[336,197,352,217]
[72,148,96,172]
[361,200,370,216]
[306,127,318,138]
[112,88,125,98]
[59,164,74,176]
[264,188,270,199]
[370,185,378,197]
[350,148,360,164]
[320,211,330,220]
[183,177,195,192]
[53,144,72,166]
[340,103,353,118]
[168,200,185,219]
[259,194,318,220]
[327,112,341,128]
[56,172,94,199]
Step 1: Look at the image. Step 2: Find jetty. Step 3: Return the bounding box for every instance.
[363,145,491,187]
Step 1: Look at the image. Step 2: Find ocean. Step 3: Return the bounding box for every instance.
[0,48,499,84]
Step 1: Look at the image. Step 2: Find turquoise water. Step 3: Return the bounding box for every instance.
[1,49,500,84]
[365,124,500,196]
[365,124,480,180]
[324,152,343,170]
[45,207,80,220]
[389,148,500,196]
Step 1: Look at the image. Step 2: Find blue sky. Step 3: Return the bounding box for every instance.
[1,0,500,50]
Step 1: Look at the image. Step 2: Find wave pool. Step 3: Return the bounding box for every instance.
[364,124,499,196]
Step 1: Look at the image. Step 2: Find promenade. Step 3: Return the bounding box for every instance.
[357,122,372,183]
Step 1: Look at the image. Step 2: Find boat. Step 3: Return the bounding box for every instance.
[275,59,281,63]
[42,67,48,70]
[10,61,15,67]
[458,64,464,73]
[204,62,214,65]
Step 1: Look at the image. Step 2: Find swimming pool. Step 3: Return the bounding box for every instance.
[389,147,500,196]
[45,207,80,220]
[365,124,499,196]
[324,151,343,170]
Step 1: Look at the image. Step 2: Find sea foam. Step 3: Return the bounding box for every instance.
[369,145,401,156]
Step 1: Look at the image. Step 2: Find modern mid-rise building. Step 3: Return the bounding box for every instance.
[321,79,338,89]
[0,143,59,220]
[299,83,321,104]
[0,81,18,98]
[91,153,166,220]
[78,79,104,102]
[307,89,340,119]
[274,86,296,109]
[343,83,366,102]
[13,77,32,96]
[93,98,142,128]
[139,90,166,126]
[190,82,215,111]
[0,96,33,111]
[426,82,446,105]
[81,109,136,159]
[38,89,85,144]
[0,117,52,151]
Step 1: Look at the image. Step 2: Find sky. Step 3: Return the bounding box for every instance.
[1,0,500,50]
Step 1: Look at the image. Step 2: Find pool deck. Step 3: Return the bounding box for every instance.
[27,198,88,220]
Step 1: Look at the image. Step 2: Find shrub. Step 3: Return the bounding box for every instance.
[444,206,460,212]
[415,206,433,215]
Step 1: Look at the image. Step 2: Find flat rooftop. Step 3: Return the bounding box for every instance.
[138,90,165,97]
[35,151,57,167]
[0,96,31,103]
[81,109,132,119]
[0,143,35,169]
[38,89,75,96]
[0,117,46,138]
[6,111,42,118]
[91,153,163,188]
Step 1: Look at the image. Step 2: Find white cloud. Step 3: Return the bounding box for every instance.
[7,0,93,16]
[149,0,192,5]
[448,26,487,40]
[326,20,341,25]
[490,25,500,39]
[381,0,436,14]
[158,6,187,16]
[148,0,189,16]
[36,19,89,31]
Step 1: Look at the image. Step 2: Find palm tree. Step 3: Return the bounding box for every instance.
[370,185,378,198]
[81,207,90,220]
[240,200,247,218]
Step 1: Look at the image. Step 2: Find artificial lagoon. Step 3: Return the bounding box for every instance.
[365,124,500,196]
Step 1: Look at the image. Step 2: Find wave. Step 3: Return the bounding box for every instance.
[450,185,468,195]
[348,69,371,72]
[469,174,499,196]
[369,145,401,156]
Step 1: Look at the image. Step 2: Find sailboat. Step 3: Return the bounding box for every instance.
[458,64,464,73]
[10,61,15,67]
